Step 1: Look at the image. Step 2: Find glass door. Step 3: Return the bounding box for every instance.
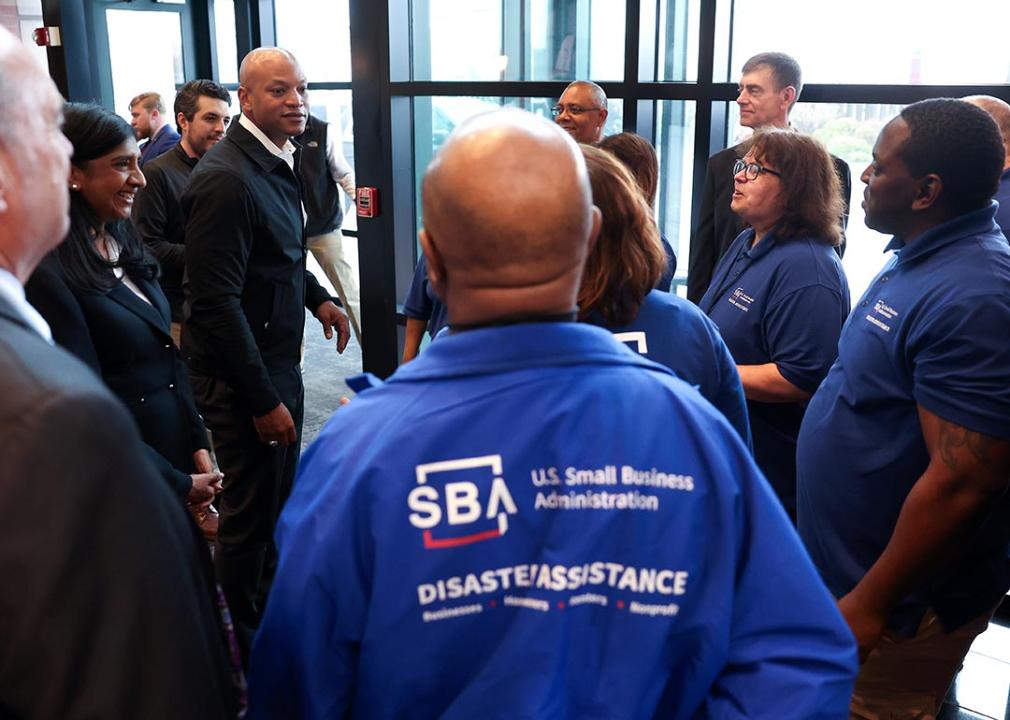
[87,0,195,118]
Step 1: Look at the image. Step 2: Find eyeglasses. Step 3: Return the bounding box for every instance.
[550,104,603,118]
[733,158,782,180]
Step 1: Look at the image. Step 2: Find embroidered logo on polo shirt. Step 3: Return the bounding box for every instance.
[727,287,754,312]
[865,299,899,333]
[408,455,518,549]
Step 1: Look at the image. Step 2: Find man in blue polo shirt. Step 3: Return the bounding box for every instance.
[797,98,1010,719]
[247,109,857,719]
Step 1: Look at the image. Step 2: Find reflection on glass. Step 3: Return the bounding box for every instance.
[413,0,625,81]
[106,9,184,121]
[729,0,1010,85]
[275,0,352,82]
[306,89,357,232]
[724,101,901,301]
[214,0,238,84]
[656,0,699,81]
[655,100,696,293]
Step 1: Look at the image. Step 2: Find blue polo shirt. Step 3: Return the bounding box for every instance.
[248,322,856,719]
[403,254,449,339]
[698,229,849,514]
[588,289,751,446]
[995,169,1010,240]
[797,202,1010,636]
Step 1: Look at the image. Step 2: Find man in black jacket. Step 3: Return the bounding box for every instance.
[133,79,232,344]
[181,46,350,659]
[0,27,237,718]
[687,52,851,303]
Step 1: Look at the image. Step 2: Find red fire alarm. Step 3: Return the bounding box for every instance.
[356,187,379,218]
[32,27,62,47]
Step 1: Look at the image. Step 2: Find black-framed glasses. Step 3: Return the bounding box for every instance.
[550,104,603,118]
[733,158,782,180]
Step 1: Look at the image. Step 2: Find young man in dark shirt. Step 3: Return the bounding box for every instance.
[132,79,232,344]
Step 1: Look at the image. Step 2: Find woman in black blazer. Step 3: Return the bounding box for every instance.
[26,104,221,525]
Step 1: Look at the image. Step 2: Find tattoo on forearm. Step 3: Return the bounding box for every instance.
[938,422,995,470]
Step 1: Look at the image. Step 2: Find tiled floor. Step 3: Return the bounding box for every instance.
[940,620,1010,720]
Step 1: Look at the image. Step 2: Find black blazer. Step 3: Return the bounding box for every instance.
[181,119,332,416]
[26,253,210,498]
[0,294,235,718]
[687,143,852,303]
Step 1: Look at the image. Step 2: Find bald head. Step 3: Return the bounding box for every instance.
[420,109,600,325]
[238,47,307,147]
[239,47,300,86]
[0,28,72,281]
[965,95,1010,171]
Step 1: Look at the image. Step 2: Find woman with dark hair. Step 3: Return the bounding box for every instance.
[26,103,222,529]
[698,128,849,519]
[596,132,677,290]
[579,145,750,444]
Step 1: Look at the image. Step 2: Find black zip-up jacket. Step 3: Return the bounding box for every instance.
[181,119,331,416]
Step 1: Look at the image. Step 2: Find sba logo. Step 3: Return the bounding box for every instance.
[408,455,518,549]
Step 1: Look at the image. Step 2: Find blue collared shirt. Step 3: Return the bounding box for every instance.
[995,169,1010,241]
[403,254,449,339]
[588,289,751,446]
[698,229,849,513]
[248,322,856,719]
[797,201,1010,635]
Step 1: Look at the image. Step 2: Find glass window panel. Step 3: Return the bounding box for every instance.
[274,0,351,82]
[413,0,625,81]
[106,9,184,120]
[656,0,700,81]
[728,0,1010,85]
[722,101,899,301]
[655,100,696,295]
[214,0,238,84]
[307,89,357,232]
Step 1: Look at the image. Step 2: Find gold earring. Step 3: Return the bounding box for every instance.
[70,182,80,191]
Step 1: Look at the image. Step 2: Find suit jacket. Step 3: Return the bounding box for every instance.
[181,119,331,416]
[25,252,209,497]
[687,143,852,303]
[139,125,181,169]
[0,294,235,719]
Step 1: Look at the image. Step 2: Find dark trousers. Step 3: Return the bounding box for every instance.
[189,367,304,665]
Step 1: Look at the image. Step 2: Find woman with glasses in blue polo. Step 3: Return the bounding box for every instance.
[699,129,849,521]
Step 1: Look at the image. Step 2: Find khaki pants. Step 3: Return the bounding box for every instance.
[850,605,996,720]
[307,229,361,343]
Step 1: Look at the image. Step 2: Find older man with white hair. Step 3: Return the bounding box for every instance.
[0,27,236,718]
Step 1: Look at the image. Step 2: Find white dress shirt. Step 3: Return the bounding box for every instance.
[0,266,53,342]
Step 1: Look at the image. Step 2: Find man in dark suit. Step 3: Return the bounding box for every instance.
[0,28,236,718]
[687,52,851,303]
[181,46,351,660]
[131,91,181,169]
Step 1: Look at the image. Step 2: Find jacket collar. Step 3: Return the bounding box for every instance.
[0,291,34,335]
[390,322,675,383]
[885,201,1001,264]
[105,274,171,335]
[228,118,299,174]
